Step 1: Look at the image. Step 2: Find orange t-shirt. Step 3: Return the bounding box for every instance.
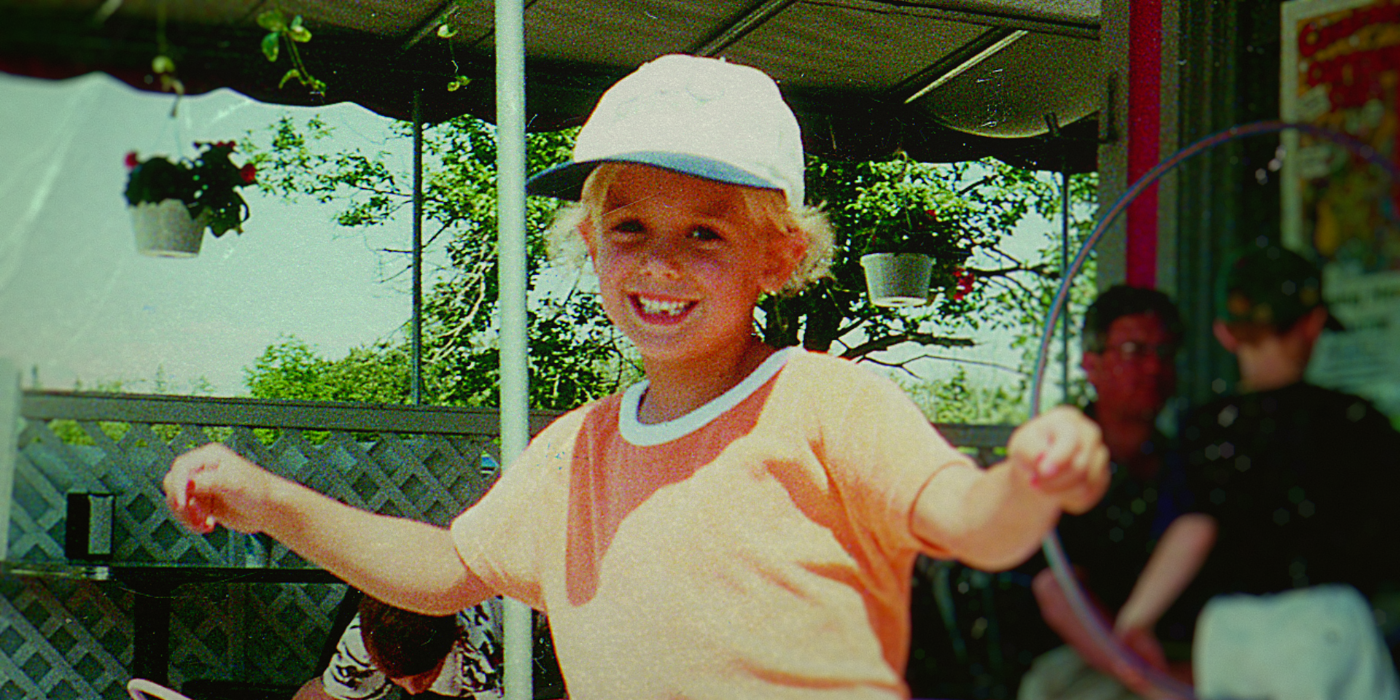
[451,348,974,699]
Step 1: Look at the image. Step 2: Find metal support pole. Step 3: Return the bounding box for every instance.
[1061,167,1072,400]
[495,0,533,698]
[1047,113,1071,401]
[412,91,424,406]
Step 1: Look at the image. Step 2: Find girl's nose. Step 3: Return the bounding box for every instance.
[639,240,684,278]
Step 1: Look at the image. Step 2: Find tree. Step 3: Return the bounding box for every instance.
[243,115,636,410]
[766,156,1096,363]
[245,336,411,404]
[242,113,1096,413]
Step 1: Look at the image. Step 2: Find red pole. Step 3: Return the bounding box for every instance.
[1126,0,1162,287]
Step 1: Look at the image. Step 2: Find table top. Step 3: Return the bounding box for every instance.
[0,560,341,585]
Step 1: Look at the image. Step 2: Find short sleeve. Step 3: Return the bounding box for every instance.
[320,616,392,700]
[805,356,977,556]
[450,408,587,610]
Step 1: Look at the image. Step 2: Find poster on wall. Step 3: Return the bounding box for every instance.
[1280,0,1400,419]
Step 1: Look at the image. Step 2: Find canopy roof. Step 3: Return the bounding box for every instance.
[2,0,1102,172]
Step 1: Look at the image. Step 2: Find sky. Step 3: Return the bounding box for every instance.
[0,72,416,396]
[0,70,1081,407]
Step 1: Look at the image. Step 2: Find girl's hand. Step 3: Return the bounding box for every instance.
[163,443,280,535]
[1006,406,1109,514]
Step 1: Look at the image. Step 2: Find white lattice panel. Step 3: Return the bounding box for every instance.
[0,577,132,700]
[4,393,508,694]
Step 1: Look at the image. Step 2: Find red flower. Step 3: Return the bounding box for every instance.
[951,268,976,301]
[239,163,257,185]
[124,151,140,170]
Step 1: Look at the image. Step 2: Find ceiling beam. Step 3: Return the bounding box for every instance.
[853,0,1098,40]
[895,26,1028,104]
[688,0,801,56]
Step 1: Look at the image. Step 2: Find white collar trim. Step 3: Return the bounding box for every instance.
[619,347,797,446]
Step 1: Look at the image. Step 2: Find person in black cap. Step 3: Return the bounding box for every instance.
[1105,244,1400,699]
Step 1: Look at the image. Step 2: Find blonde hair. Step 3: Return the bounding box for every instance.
[544,163,834,295]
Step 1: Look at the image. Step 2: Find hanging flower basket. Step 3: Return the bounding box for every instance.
[122,141,257,258]
[860,253,934,307]
[129,199,209,258]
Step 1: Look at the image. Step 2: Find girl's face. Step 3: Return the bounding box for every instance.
[583,165,797,365]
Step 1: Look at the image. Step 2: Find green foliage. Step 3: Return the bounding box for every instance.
[258,10,325,95]
[765,156,1092,369]
[898,367,1029,425]
[243,116,633,411]
[242,113,1095,417]
[245,336,412,405]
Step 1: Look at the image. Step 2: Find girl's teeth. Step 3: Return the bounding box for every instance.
[640,297,687,316]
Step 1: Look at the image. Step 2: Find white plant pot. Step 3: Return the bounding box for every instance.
[129,199,205,258]
[860,253,934,307]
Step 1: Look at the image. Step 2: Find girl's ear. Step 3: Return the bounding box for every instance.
[761,228,806,294]
[578,216,599,259]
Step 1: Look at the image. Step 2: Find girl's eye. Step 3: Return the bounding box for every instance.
[612,219,644,234]
[689,226,721,241]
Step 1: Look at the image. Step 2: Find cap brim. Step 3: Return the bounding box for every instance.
[525,151,782,201]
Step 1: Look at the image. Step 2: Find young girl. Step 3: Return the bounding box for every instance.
[165,54,1107,699]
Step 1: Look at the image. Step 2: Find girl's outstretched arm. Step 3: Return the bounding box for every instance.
[912,406,1109,571]
[164,443,495,615]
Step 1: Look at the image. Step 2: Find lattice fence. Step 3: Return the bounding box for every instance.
[2,391,548,698]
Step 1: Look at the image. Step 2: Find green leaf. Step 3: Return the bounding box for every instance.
[256,10,287,32]
[447,76,470,92]
[437,24,458,38]
[279,68,302,88]
[262,33,280,62]
[287,16,312,42]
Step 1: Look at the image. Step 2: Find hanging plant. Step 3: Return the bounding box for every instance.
[124,141,258,239]
[437,23,472,92]
[258,10,327,95]
[858,207,974,307]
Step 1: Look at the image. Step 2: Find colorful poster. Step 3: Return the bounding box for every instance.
[1281,0,1399,267]
[1281,0,1400,419]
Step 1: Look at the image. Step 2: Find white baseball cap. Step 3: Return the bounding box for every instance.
[526,54,805,205]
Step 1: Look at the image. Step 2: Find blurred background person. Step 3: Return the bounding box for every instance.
[294,595,502,700]
[1020,285,1185,700]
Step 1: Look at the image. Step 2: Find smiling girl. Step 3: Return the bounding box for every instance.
[165,54,1107,699]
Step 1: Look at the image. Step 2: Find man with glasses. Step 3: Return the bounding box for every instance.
[1020,285,1185,700]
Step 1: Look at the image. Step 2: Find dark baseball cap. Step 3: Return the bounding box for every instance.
[1217,245,1343,331]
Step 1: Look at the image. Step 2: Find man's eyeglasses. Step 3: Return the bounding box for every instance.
[1105,341,1177,360]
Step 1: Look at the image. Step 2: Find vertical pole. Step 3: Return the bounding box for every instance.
[412,91,425,406]
[1061,168,1072,401]
[495,0,533,698]
[0,358,17,560]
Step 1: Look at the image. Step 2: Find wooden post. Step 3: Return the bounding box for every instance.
[0,359,17,560]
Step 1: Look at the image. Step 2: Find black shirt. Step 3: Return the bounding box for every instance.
[1167,382,1400,643]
